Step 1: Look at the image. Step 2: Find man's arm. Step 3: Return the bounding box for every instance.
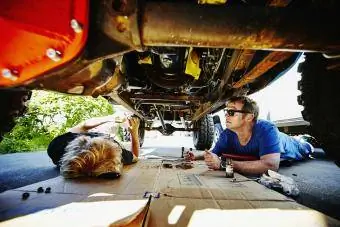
[232,153,280,175]
[186,131,227,161]
[187,151,205,160]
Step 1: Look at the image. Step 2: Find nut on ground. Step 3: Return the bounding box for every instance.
[22,192,30,200]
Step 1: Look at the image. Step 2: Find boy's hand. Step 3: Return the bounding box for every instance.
[128,117,140,135]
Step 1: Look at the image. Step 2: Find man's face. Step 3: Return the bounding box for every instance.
[224,101,248,130]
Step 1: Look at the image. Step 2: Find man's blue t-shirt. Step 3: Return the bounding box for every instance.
[212,119,310,160]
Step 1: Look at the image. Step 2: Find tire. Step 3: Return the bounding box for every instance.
[138,119,145,147]
[0,88,32,142]
[213,115,224,144]
[193,115,214,150]
[297,53,340,164]
[213,115,221,124]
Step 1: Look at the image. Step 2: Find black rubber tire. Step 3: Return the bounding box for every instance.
[0,88,32,142]
[212,115,223,144]
[193,115,214,150]
[138,119,145,148]
[213,115,221,124]
[297,53,340,164]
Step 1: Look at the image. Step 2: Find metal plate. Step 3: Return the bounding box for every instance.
[0,0,89,86]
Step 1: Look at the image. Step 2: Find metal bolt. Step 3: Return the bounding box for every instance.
[46,48,62,62]
[1,68,18,81]
[70,19,83,33]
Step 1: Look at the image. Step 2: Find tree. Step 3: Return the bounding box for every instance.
[0,90,114,153]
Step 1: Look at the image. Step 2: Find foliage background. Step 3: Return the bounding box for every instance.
[0,90,114,153]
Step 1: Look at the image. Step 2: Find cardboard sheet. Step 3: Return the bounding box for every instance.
[0,160,339,226]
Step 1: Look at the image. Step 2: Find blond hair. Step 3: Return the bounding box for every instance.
[60,136,123,178]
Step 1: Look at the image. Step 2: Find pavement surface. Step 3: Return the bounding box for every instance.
[0,133,339,220]
[279,150,340,220]
[0,151,59,193]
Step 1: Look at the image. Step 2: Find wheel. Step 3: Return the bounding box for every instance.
[213,116,224,145]
[297,53,340,165]
[213,115,221,124]
[138,119,145,147]
[193,114,214,150]
[0,88,32,142]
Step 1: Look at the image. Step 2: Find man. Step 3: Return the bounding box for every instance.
[47,115,140,178]
[186,96,313,175]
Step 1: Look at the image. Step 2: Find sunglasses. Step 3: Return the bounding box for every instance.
[223,109,251,116]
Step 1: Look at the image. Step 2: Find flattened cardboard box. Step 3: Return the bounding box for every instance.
[0,160,339,226]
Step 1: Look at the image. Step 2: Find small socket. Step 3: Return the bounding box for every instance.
[45,187,51,193]
[22,192,30,200]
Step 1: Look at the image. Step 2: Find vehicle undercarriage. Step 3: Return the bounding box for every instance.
[1,0,340,160]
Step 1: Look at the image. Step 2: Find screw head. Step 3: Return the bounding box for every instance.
[2,68,18,81]
[46,48,61,62]
[70,19,83,33]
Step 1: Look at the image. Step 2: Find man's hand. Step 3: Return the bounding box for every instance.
[204,150,221,170]
[184,151,195,161]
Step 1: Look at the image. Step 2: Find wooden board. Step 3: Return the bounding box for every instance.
[0,160,339,226]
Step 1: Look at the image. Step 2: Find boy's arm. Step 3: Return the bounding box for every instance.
[68,115,120,133]
[128,117,140,158]
[191,151,205,160]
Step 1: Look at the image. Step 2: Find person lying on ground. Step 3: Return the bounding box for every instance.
[47,115,140,178]
[185,96,313,175]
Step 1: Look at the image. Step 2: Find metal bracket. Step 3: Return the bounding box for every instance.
[143,191,160,199]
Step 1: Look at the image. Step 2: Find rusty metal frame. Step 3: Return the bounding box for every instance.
[232,51,293,88]
[268,0,293,7]
[25,0,340,93]
[109,91,144,118]
[130,93,203,102]
[18,0,340,125]
[190,50,244,122]
[92,0,340,59]
[141,2,340,52]
[92,66,124,97]
[233,50,256,72]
